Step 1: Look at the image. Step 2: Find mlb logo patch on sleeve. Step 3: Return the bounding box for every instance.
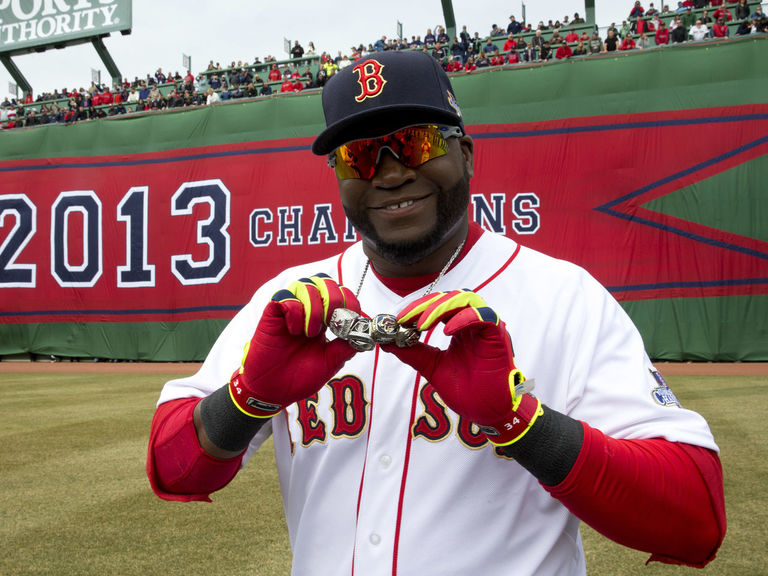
[649,369,682,407]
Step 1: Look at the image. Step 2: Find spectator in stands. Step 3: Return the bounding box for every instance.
[291,41,305,59]
[564,27,579,43]
[507,49,521,64]
[432,42,447,63]
[155,68,167,84]
[550,29,564,45]
[555,40,573,59]
[373,35,388,52]
[604,28,620,51]
[735,18,754,35]
[472,31,483,54]
[437,26,450,45]
[424,29,436,47]
[280,76,294,93]
[646,3,658,16]
[734,0,749,21]
[503,34,517,52]
[540,40,553,60]
[669,14,682,32]
[692,0,707,8]
[444,55,462,72]
[464,56,477,71]
[690,19,710,41]
[256,80,270,96]
[629,1,645,19]
[183,70,195,90]
[670,20,689,42]
[489,23,504,37]
[531,29,546,52]
[589,32,603,53]
[167,88,184,107]
[573,12,585,24]
[573,40,587,56]
[489,48,505,66]
[450,38,465,63]
[681,7,697,29]
[655,18,671,44]
[206,88,220,105]
[620,32,637,49]
[459,26,471,49]
[482,38,496,54]
[636,33,652,48]
[712,17,729,38]
[138,82,150,101]
[507,15,523,35]
[521,42,538,62]
[713,7,733,22]
[464,43,477,63]
[322,58,339,78]
[475,52,491,67]
[751,6,764,21]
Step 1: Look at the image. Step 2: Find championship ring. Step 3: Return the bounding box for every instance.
[371,314,399,344]
[346,316,375,351]
[329,308,359,340]
[329,308,419,351]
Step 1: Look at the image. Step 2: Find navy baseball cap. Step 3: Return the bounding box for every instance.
[312,51,464,155]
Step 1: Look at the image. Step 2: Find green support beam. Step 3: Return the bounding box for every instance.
[441,0,457,44]
[585,0,596,25]
[0,54,32,97]
[92,36,122,87]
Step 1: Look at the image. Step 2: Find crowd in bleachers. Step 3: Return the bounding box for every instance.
[1,0,765,130]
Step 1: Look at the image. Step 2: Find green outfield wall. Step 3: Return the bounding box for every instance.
[1,37,766,361]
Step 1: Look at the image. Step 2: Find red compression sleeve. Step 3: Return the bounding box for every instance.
[146,397,244,502]
[545,422,726,567]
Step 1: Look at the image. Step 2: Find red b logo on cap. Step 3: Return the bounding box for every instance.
[353,60,387,102]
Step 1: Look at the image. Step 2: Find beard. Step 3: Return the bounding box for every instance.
[344,166,470,267]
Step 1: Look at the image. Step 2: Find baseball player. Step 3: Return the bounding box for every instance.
[147,51,725,575]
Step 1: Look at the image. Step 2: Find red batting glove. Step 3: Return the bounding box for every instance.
[383,289,543,446]
[228,273,362,418]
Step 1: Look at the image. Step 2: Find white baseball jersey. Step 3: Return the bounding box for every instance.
[158,229,718,576]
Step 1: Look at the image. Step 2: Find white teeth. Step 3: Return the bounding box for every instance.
[384,200,414,210]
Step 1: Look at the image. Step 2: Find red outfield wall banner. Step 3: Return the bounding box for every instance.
[1,105,767,326]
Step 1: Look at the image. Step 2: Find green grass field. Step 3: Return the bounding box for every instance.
[0,371,765,575]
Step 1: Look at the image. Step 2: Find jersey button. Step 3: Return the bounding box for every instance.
[369,533,381,546]
[379,454,392,468]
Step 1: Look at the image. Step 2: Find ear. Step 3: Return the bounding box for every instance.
[458,134,474,178]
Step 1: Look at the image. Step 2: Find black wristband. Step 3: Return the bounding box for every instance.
[499,405,584,487]
[199,385,268,453]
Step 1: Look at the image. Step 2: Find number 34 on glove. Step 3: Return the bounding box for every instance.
[382,289,544,446]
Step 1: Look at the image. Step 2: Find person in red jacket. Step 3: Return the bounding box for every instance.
[555,40,573,59]
[280,77,294,92]
[502,34,517,52]
[712,17,730,37]
[655,19,670,44]
[712,8,733,21]
[620,33,637,49]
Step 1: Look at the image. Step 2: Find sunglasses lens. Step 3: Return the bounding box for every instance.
[332,126,452,180]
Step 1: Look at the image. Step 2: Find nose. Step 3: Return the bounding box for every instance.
[371,149,416,188]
